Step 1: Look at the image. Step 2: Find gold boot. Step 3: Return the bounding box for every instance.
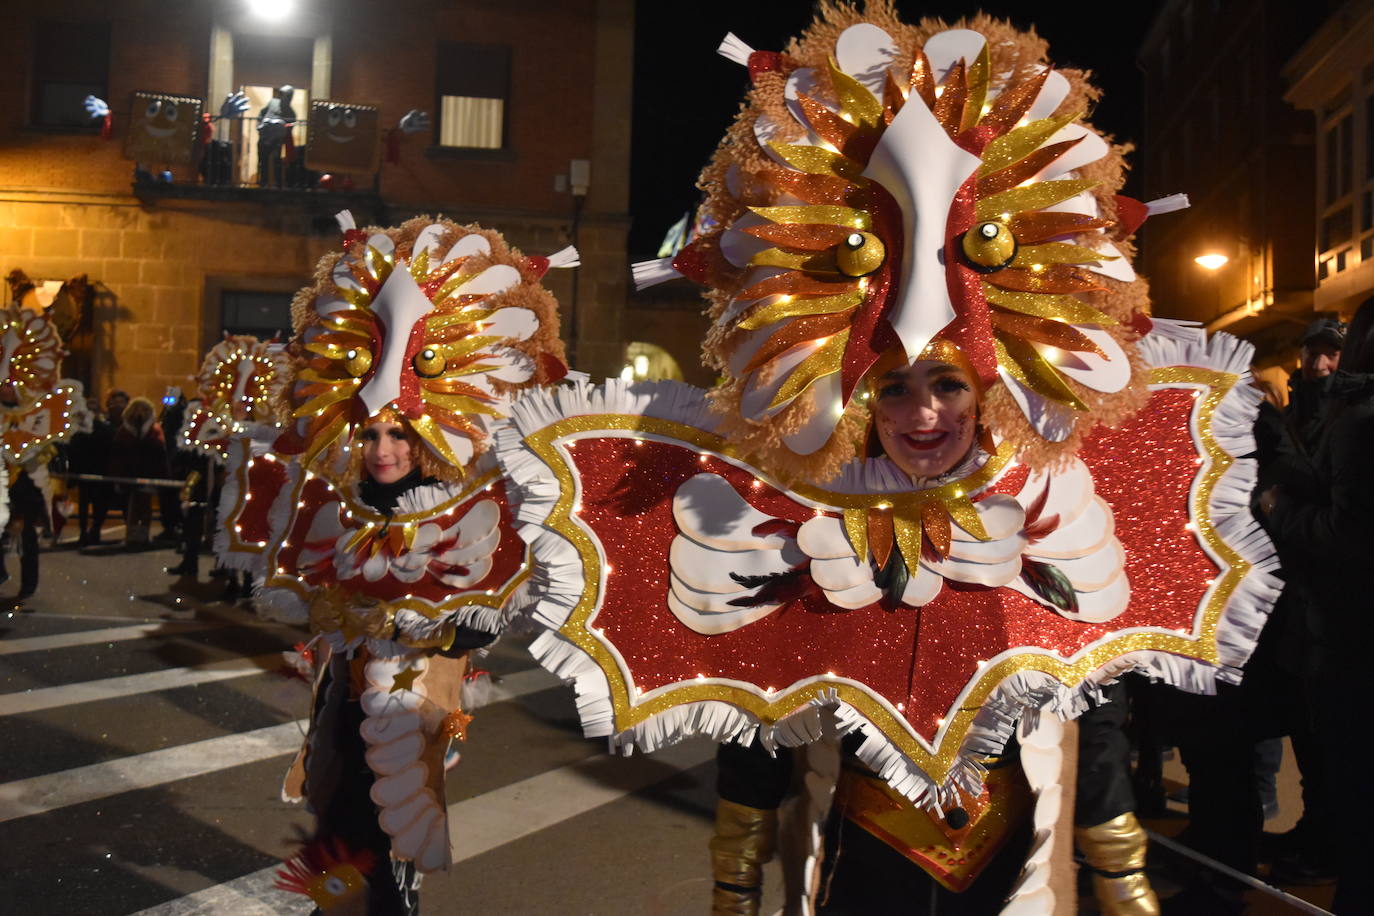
[1075,811,1161,916]
[709,799,778,916]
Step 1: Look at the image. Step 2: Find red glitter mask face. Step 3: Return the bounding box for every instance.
[873,360,978,478]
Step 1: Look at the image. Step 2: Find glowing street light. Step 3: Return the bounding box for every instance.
[1194,253,1229,270]
[247,0,295,20]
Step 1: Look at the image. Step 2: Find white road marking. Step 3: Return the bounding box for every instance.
[129,739,716,916]
[0,720,307,824]
[0,662,562,824]
[0,655,281,716]
[447,738,716,860]
[0,620,217,656]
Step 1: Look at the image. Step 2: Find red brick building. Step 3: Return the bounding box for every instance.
[0,0,632,400]
[1136,0,1327,388]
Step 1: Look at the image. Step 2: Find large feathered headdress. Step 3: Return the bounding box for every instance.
[288,213,569,482]
[637,4,1177,481]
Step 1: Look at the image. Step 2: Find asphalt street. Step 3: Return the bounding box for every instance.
[0,535,1337,914]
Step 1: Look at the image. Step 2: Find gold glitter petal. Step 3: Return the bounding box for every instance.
[749,248,841,274]
[750,203,872,229]
[737,290,863,331]
[945,495,989,542]
[995,335,1088,410]
[843,508,869,564]
[411,413,462,466]
[977,180,1099,222]
[408,248,430,280]
[767,143,864,180]
[766,329,850,409]
[827,56,884,128]
[962,41,991,133]
[981,288,1117,327]
[892,514,923,573]
[293,381,360,419]
[1012,242,1118,269]
[979,109,1084,176]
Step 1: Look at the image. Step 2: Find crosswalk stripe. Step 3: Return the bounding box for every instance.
[130,868,312,916]
[447,738,716,858]
[0,663,562,824]
[0,620,218,656]
[0,654,281,717]
[0,720,306,824]
[130,739,715,916]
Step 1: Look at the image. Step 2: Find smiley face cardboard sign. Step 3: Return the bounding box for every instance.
[123,91,203,166]
[305,100,381,174]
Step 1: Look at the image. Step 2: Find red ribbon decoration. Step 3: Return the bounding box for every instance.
[1114,195,1151,238]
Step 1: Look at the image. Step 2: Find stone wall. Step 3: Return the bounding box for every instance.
[0,0,634,394]
[1,194,328,400]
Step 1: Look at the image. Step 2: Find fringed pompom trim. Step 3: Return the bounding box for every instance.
[717,32,755,67]
[631,257,681,290]
[545,245,580,269]
[1145,193,1190,215]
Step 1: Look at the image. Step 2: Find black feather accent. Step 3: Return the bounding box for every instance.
[872,550,910,611]
[726,567,817,608]
[729,571,785,590]
[1020,559,1079,612]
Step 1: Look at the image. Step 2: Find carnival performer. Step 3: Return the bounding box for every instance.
[497,5,1280,914]
[170,334,289,596]
[216,212,573,914]
[1,290,91,609]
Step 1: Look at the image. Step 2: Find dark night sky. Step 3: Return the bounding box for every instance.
[628,2,1161,259]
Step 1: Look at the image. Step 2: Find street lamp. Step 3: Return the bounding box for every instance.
[247,0,295,20]
[1194,252,1229,270]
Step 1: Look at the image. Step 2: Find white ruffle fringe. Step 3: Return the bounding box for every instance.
[717,32,755,67]
[1140,325,1282,681]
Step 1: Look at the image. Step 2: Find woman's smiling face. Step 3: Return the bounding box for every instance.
[873,359,979,478]
[359,420,415,484]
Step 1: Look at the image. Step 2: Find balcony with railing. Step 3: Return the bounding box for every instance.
[129,108,387,218]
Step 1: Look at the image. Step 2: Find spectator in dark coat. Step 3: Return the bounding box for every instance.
[157,387,186,541]
[1261,299,1374,913]
[108,396,169,547]
[75,390,126,545]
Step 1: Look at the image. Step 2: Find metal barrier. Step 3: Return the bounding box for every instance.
[1146,830,1333,915]
[54,473,188,488]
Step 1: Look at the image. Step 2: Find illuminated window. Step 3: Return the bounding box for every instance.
[435,42,510,150]
[31,20,109,128]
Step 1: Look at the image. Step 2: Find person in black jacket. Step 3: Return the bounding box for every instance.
[1260,299,1374,914]
[75,390,126,545]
